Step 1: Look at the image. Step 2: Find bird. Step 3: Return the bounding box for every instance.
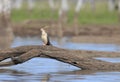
[40,28,51,45]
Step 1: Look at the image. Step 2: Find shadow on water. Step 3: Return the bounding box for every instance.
[1,67,120,82]
[1,36,120,82]
[0,68,100,82]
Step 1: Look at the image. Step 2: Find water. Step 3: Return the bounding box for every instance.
[11,37,120,52]
[1,36,120,82]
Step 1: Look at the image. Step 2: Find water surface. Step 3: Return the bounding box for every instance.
[0,37,120,82]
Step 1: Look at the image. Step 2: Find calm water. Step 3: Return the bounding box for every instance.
[0,37,120,82]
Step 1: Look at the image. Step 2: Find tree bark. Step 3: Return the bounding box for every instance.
[74,0,83,36]
[0,0,14,49]
[108,0,115,12]
[48,0,55,10]
[0,45,120,70]
[12,0,23,9]
[75,0,83,13]
[27,0,34,11]
[119,0,120,12]
[89,0,96,12]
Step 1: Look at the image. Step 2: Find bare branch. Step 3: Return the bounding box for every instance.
[0,45,120,70]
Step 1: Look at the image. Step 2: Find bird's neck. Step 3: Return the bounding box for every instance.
[42,30,47,35]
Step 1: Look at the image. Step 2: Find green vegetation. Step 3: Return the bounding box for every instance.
[11,1,119,25]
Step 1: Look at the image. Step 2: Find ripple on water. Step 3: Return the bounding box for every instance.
[0,37,120,82]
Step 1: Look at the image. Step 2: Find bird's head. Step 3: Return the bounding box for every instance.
[40,28,44,32]
[40,26,49,33]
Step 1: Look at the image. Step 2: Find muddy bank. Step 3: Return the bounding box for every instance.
[70,36,120,44]
[12,20,120,43]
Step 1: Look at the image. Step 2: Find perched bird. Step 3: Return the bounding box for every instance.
[40,28,51,45]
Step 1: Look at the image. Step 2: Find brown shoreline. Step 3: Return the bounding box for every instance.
[70,36,120,44]
[12,20,120,44]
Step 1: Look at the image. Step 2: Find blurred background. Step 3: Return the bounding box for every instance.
[0,0,120,49]
[1,0,120,82]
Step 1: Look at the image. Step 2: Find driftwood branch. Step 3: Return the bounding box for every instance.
[0,45,120,70]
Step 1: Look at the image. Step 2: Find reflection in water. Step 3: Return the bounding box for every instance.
[1,67,120,82]
[0,37,120,82]
[0,58,79,82]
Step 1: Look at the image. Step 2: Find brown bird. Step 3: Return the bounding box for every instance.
[40,28,51,45]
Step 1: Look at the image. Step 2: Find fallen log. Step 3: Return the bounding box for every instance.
[0,45,120,70]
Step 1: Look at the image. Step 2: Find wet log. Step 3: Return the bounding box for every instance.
[0,45,120,70]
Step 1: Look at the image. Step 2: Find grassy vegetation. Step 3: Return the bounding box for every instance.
[68,2,119,25]
[11,1,119,25]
